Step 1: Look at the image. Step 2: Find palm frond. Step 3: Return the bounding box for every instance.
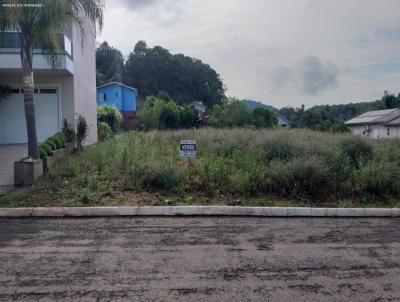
[0,0,104,69]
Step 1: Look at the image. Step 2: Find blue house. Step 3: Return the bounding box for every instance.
[96,82,137,113]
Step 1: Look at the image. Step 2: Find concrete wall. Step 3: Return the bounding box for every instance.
[72,19,97,145]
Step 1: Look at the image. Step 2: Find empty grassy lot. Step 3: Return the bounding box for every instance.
[1,128,400,208]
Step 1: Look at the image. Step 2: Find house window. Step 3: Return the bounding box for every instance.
[387,128,390,136]
[100,93,107,101]
[115,92,119,97]
[40,88,57,94]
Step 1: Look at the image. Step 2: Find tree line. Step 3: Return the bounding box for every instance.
[97,42,399,133]
[136,95,277,130]
[96,41,226,108]
[244,90,400,133]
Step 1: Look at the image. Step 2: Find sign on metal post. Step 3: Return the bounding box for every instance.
[180,140,196,158]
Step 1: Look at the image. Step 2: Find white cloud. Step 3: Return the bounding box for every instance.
[100,0,400,108]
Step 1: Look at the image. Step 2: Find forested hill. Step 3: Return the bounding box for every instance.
[242,100,277,112]
[309,94,400,122]
[242,91,400,124]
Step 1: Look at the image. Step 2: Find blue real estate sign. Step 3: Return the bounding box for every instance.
[180,140,196,158]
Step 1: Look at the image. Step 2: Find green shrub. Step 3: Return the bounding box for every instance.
[39,143,53,159]
[39,145,48,159]
[323,147,353,191]
[16,129,400,205]
[51,135,63,149]
[77,115,88,150]
[264,136,302,161]
[138,97,182,130]
[339,136,373,167]
[229,171,251,195]
[252,107,276,129]
[360,162,400,196]
[97,105,123,133]
[56,132,68,146]
[123,162,181,191]
[98,122,112,142]
[266,157,332,199]
[195,154,228,194]
[159,105,180,129]
[62,119,76,142]
[45,139,57,151]
[180,107,198,128]
[80,188,92,204]
[209,98,253,128]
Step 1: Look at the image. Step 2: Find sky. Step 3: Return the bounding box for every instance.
[99,0,400,108]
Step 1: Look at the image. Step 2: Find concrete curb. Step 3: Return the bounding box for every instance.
[0,206,399,217]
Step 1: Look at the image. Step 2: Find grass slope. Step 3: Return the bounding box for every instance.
[1,128,400,208]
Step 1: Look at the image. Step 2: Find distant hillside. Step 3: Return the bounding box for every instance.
[242,99,277,112]
[242,91,400,123]
[309,99,386,122]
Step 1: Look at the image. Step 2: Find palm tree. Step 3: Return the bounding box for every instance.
[0,0,103,159]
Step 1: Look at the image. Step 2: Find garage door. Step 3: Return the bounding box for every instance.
[0,88,59,144]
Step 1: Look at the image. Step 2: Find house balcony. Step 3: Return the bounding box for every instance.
[0,31,74,75]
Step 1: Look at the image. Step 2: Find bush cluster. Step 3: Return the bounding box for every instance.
[49,129,400,203]
[77,115,88,150]
[138,95,198,130]
[62,119,76,143]
[39,132,68,159]
[97,105,123,133]
[98,122,113,142]
[209,98,276,129]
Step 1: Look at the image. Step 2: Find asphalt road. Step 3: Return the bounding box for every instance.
[0,217,399,302]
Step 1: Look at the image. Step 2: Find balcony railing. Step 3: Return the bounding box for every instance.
[0,32,72,58]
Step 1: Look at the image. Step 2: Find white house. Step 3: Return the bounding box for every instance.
[345,108,400,139]
[188,101,206,114]
[275,113,290,129]
[0,22,97,185]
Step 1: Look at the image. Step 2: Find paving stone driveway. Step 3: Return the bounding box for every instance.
[0,144,27,185]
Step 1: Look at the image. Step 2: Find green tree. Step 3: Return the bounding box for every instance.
[329,121,349,133]
[383,91,400,109]
[96,69,106,86]
[159,105,180,129]
[124,41,225,107]
[97,105,123,133]
[96,41,124,85]
[209,98,253,127]
[252,108,276,128]
[180,107,198,128]
[138,96,181,130]
[134,40,147,56]
[0,0,103,159]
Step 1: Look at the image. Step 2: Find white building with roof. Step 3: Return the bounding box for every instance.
[187,101,206,114]
[275,113,291,129]
[345,108,400,139]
